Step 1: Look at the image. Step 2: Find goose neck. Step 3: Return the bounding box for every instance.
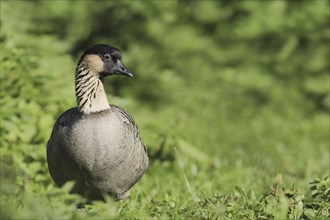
[75,67,110,114]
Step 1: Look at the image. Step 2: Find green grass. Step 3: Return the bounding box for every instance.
[1,1,329,219]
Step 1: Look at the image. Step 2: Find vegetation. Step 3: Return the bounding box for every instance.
[1,1,329,219]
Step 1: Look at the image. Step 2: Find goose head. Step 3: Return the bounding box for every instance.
[77,44,133,78]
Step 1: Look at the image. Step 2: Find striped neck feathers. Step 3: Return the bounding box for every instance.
[75,65,110,114]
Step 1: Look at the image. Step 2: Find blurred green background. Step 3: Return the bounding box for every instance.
[1,1,329,219]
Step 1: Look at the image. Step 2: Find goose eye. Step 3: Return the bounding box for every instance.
[104,54,111,60]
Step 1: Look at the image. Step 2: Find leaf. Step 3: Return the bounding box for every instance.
[177,139,211,163]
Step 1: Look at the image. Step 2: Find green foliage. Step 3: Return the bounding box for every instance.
[1,0,329,219]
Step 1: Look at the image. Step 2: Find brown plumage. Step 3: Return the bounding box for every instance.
[47,44,148,200]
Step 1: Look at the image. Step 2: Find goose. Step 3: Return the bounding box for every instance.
[47,44,148,200]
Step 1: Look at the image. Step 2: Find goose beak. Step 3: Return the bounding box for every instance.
[113,60,133,77]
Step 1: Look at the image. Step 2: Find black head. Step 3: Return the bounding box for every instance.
[78,44,133,77]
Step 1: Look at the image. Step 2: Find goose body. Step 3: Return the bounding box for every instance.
[47,44,148,200]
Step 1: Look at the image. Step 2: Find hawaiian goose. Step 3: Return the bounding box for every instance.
[47,44,148,200]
